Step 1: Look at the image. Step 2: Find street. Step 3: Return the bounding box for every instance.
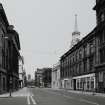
[0,87,105,105]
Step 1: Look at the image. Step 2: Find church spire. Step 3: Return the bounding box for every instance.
[70,14,81,48]
[74,14,78,32]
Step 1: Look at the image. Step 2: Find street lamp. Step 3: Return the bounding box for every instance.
[9,76,12,97]
[3,36,12,97]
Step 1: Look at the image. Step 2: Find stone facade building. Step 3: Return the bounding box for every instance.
[60,0,105,93]
[43,68,52,87]
[19,56,26,88]
[60,29,96,91]
[35,68,52,88]
[0,3,21,94]
[35,68,44,87]
[94,0,105,93]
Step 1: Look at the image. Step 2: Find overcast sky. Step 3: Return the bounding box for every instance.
[1,0,96,78]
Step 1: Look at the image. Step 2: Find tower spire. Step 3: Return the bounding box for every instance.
[70,14,80,48]
[74,14,78,32]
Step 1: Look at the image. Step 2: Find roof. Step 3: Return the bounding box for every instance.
[0,3,9,28]
[8,29,21,50]
[60,27,97,60]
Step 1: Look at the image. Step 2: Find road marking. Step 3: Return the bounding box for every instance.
[27,96,37,105]
[80,99,99,105]
[63,95,73,99]
[27,96,31,105]
[30,96,37,104]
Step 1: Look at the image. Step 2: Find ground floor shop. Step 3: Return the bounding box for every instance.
[73,73,96,91]
[61,73,96,92]
[52,80,61,89]
[61,78,73,89]
[95,64,105,93]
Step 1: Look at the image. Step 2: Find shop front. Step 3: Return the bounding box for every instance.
[95,64,105,93]
[73,73,96,91]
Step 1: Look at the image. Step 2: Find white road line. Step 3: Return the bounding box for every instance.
[80,99,99,105]
[63,95,73,99]
[27,96,31,105]
[30,96,37,105]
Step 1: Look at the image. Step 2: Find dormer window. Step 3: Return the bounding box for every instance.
[101,13,105,22]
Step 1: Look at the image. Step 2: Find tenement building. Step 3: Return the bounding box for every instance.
[0,3,21,94]
[19,56,26,88]
[93,0,105,93]
[35,68,44,87]
[60,29,96,91]
[35,68,52,88]
[52,62,61,89]
[42,68,52,88]
[60,0,105,93]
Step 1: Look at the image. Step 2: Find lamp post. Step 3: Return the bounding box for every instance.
[3,36,12,97]
[9,76,12,97]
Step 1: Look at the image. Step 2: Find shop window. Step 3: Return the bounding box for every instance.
[77,80,79,89]
[71,80,72,88]
[91,81,94,89]
[87,81,89,90]
[87,77,90,90]
[99,72,103,82]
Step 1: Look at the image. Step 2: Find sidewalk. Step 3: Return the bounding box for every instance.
[50,88,105,98]
[0,87,31,98]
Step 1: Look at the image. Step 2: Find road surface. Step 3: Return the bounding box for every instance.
[0,87,105,105]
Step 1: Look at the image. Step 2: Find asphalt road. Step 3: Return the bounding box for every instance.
[0,87,105,105]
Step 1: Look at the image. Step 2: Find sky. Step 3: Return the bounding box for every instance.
[1,0,96,78]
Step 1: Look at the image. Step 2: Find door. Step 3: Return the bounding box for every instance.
[73,79,76,90]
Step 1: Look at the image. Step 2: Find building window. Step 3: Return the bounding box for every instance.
[75,64,78,75]
[79,49,82,59]
[77,64,79,74]
[101,13,105,22]
[90,40,95,54]
[84,45,87,57]
[89,56,94,71]
[84,60,87,72]
[100,48,105,63]
[99,30,105,45]
[79,62,82,74]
